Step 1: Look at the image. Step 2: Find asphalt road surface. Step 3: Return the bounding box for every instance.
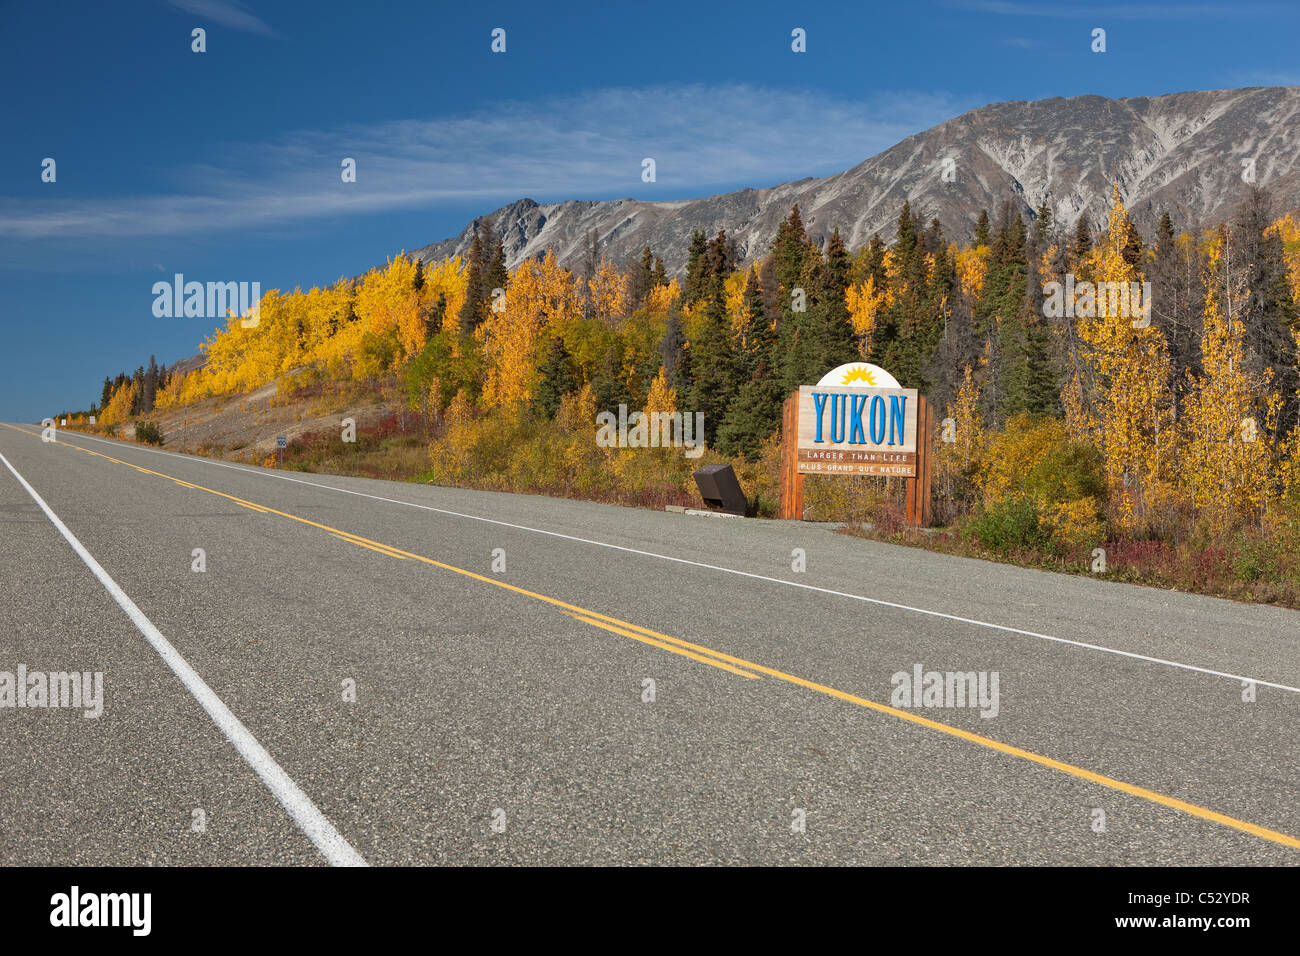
[2,422,1298,866]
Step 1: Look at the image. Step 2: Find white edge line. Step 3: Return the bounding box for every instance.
[41,427,1300,696]
[0,449,367,867]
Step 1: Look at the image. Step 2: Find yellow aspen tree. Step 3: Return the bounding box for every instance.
[99,381,136,427]
[422,256,468,337]
[1266,213,1300,305]
[587,259,630,325]
[481,249,580,408]
[646,278,680,314]
[1074,186,1175,528]
[354,255,422,360]
[1180,233,1276,523]
[644,366,677,416]
[933,364,984,519]
[882,247,902,308]
[723,270,748,338]
[845,274,885,358]
[954,243,990,300]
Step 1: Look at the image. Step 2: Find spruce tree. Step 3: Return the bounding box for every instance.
[533,337,577,419]
[1033,201,1054,246]
[660,306,689,395]
[652,256,667,288]
[458,229,486,334]
[683,231,710,305]
[685,290,734,446]
[1072,214,1092,264]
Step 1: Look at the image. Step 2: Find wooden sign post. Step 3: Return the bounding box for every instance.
[778,385,934,527]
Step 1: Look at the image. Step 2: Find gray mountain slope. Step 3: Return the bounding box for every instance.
[412,87,1300,275]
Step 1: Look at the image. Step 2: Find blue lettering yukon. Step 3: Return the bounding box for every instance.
[850,395,867,444]
[812,392,828,442]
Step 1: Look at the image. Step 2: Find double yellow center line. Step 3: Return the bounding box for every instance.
[8,422,1300,852]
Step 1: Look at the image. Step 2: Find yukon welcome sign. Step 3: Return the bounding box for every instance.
[779,363,935,525]
[797,385,919,476]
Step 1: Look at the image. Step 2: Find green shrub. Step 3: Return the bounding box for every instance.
[134,421,164,446]
[965,497,1054,555]
[1025,441,1107,507]
[1232,532,1282,583]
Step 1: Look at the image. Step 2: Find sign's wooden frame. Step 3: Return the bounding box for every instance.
[779,390,934,526]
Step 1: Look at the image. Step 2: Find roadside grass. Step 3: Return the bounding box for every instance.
[280,411,435,481]
[841,513,1300,610]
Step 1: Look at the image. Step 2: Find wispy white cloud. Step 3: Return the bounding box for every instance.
[0,84,977,241]
[167,0,274,36]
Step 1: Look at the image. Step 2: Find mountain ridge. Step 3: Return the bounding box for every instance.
[412,86,1300,275]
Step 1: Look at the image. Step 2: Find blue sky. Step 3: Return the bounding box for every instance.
[2,0,1297,422]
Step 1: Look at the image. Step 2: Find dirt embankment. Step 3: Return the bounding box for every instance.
[140,373,396,462]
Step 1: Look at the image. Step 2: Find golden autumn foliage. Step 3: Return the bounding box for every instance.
[723,270,748,338]
[355,255,424,358]
[644,366,676,416]
[933,364,984,522]
[588,259,630,324]
[422,256,469,338]
[954,243,990,299]
[1267,213,1300,306]
[646,277,680,314]
[98,380,136,427]
[1179,238,1277,523]
[846,276,885,358]
[1070,187,1175,529]
[481,249,581,408]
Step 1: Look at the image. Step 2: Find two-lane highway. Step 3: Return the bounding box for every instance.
[2,422,1298,864]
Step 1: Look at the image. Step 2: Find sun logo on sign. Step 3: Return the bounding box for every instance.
[839,365,877,386]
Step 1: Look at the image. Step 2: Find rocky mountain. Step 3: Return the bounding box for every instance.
[413,86,1300,275]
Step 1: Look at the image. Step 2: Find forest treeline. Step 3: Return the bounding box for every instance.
[85,187,1300,586]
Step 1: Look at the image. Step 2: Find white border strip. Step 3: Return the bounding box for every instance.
[0,450,367,867]
[44,428,1300,696]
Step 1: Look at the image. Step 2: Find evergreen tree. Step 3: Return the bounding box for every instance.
[683,231,710,304]
[660,306,689,395]
[591,343,630,414]
[771,204,811,295]
[733,267,772,379]
[977,203,1055,420]
[426,292,447,336]
[144,355,160,413]
[717,267,783,460]
[974,209,991,247]
[685,290,734,446]
[874,203,943,390]
[458,228,486,334]
[1033,201,1054,246]
[629,246,655,307]
[485,238,507,308]
[652,256,667,288]
[707,229,735,284]
[129,366,145,415]
[1073,214,1092,264]
[533,336,577,419]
